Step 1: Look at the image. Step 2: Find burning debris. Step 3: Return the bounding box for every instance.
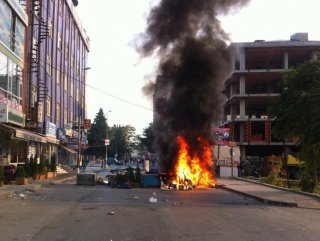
[139,0,250,189]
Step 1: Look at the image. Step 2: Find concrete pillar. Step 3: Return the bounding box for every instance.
[239,76,246,94]
[240,100,246,119]
[240,49,246,70]
[283,51,289,69]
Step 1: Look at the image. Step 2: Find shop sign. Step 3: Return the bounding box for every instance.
[45,121,56,137]
[64,123,72,136]
[212,127,230,146]
[37,102,43,123]
[57,128,67,142]
[0,96,22,110]
[15,130,46,143]
[69,137,78,147]
[0,104,24,126]
[83,119,91,129]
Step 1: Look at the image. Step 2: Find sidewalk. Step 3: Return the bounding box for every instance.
[0,171,77,201]
[217,177,320,209]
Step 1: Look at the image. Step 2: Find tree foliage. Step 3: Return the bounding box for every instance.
[139,122,156,153]
[107,125,138,161]
[86,108,107,157]
[270,60,320,188]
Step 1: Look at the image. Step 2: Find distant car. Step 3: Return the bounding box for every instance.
[107,158,123,166]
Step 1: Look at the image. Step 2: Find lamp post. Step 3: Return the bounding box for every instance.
[77,107,82,173]
[77,67,90,173]
[105,110,111,167]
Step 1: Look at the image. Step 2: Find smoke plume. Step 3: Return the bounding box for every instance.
[140,0,249,173]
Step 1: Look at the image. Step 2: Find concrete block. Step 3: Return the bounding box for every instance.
[77,173,96,186]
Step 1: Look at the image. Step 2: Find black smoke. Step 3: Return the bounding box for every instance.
[139,0,249,173]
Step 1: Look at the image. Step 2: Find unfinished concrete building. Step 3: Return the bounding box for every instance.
[222,33,320,171]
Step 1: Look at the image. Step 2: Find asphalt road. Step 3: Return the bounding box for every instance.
[0,184,319,241]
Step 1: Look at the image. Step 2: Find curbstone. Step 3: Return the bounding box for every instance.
[217,184,298,207]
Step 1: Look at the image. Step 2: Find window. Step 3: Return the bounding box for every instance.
[76,87,79,102]
[64,108,67,124]
[46,55,52,75]
[48,18,53,38]
[66,13,69,30]
[56,102,60,122]
[58,32,62,50]
[46,96,51,116]
[70,81,73,97]
[57,66,61,85]
[64,72,68,91]
[31,86,37,108]
[70,111,73,122]
[59,0,63,15]
[65,43,69,60]
[32,37,38,62]
[70,56,74,69]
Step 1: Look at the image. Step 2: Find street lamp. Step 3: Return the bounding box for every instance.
[77,67,91,173]
[105,110,111,167]
[77,107,82,173]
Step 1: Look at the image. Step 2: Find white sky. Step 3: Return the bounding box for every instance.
[76,0,320,135]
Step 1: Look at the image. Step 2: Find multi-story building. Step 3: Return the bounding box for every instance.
[0,0,29,164]
[221,33,320,172]
[0,0,89,167]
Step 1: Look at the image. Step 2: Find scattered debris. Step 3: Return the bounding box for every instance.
[96,177,108,185]
[149,196,157,203]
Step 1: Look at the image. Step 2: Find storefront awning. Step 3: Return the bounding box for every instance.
[46,136,60,145]
[0,123,47,143]
[59,145,77,154]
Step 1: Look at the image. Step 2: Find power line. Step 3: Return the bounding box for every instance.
[85,83,153,111]
[36,59,153,112]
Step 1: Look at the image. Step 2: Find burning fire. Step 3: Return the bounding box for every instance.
[173,135,216,189]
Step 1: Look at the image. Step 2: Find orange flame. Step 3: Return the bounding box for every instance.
[174,135,216,189]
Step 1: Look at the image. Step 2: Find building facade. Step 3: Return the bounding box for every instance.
[221,33,320,172]
[0,0,30,164]
[0,0,89,167]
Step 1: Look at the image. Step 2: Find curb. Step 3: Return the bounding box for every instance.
[231,177,320,201]
[0,174,77,201]
[217,184,298,207]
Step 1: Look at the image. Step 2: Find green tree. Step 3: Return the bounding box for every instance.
[86,108,107,158]
[270,59,320,191]
[139,122,155,153]
[108,125,138,161]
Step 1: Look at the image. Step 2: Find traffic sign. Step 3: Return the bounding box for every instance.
[105,139,110,146]
[84,119,91,129]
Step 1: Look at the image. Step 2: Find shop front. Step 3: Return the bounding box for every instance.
[0,123,47,165]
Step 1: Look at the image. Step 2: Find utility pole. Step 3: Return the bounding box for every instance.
[77,108,82,173]
[105,110,111,167]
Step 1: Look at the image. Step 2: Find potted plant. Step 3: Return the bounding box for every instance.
[39,156,47,179]
[31,160,40,180]
[0,166,4,187]
[23,164,33,184]
[15,165,27,185]
[46,154,57,178]
[50,153,57,177]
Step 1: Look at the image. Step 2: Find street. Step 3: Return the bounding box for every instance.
[0,182,320,241]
